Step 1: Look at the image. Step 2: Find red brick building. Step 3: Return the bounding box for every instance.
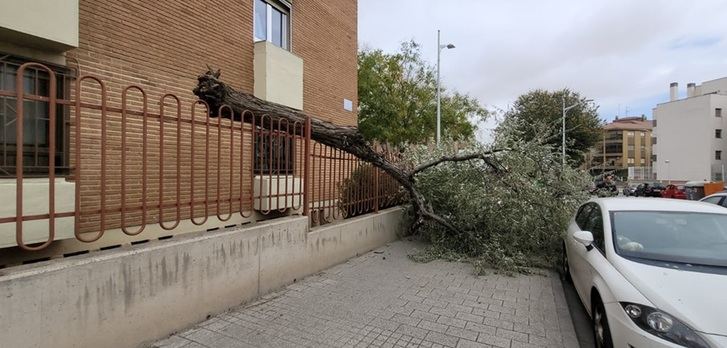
[0,0,361,253]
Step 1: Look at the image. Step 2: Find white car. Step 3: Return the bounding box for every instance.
[700,192,727,207]
[563,197,727,348]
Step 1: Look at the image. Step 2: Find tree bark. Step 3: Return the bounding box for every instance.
[193,69,499,235]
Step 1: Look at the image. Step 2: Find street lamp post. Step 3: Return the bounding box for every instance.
[665,159,670,184]
[436,29,455,145]
[561,96,593,166]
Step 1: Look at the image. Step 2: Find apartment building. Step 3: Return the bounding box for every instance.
[587,116,653,178]
[0,0,360,252]
[653,79,727,182]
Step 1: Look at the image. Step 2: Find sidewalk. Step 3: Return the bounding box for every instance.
[152,240,579,348]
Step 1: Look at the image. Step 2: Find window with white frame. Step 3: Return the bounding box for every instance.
[254,0,291,50]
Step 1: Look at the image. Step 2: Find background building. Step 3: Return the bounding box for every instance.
[587,116,653,179]
[653,79,727,182]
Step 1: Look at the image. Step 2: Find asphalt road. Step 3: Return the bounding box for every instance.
[561,277,596,348]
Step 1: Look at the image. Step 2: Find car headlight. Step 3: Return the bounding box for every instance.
[620,302,710,348]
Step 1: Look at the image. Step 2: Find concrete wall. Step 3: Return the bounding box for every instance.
[0,207,404,348]
[0,0,78,50]
[254,41,304,110]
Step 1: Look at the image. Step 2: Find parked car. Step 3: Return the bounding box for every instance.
[700,192,727,207]
[649,182,666,197]
[661,184,687,199]
[622,184,637,197]
[562,198,727,348]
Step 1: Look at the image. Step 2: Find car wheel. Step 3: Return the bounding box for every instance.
[560,243,572,283]
[592,297,614,348]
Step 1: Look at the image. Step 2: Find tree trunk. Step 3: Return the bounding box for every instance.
[193,69,491,235]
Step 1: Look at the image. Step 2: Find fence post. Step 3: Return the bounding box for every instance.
[303,116,311,219]
[374,167,379,213]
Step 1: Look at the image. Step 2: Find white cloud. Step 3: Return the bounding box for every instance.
[359,0,727,142]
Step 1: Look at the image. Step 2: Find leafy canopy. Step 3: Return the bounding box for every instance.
[497,89,602,166]
[406,120,591,274]
[358,41,486,145]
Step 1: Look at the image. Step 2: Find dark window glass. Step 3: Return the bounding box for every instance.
[254,0,267,40]
[576,204,593,230]
[717,151,722,160]
[584,204,605,251]
[717,108,722,118]
[253,131,295,175]
[702,196,723,205]
[717,129,722,139]
[0,58,69,177]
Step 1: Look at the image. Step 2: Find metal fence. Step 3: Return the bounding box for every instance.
[0,62,404,252]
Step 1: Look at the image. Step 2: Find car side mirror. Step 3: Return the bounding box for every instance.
[573,231,594,251]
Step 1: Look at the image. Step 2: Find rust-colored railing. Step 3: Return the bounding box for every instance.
[0,62,403,252]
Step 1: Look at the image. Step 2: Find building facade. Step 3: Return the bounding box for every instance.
[653,79,727,182]
[0,0,361,252]
[587,116,653,178]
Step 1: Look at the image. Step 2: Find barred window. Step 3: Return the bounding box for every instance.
[0,56,70,177]
[253,130,295,175]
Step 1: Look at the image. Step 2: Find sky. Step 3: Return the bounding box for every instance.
[358,0,727,142]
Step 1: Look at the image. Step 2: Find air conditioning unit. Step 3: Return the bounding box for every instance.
[253,175,303,211]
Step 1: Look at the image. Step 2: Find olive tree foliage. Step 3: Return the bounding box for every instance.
[358,41,486,145]
[406,118,591,274]
[497,89,602,166]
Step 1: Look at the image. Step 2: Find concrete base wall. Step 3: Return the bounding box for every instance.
[0,207,404,348]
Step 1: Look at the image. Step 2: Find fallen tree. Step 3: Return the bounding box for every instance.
[193,69,499,235]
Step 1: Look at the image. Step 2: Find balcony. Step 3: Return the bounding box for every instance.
[253,41,304,110]
[0,0,79,51]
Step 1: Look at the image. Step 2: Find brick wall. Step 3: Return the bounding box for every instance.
[59,0,358,233]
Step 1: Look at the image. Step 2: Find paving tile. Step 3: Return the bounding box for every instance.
[151,241,576,348]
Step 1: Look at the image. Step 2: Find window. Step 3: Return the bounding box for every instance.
[717,151,722,160]
[652,136,657,145]
[702,195,723,205]
[583,204,605,251]
[253,130,295,175]
[717,129,723,139]
[717,108,722,118]
[0,56,70,177]
[628,158,635,164]
[575,204,593,230]
[254,0,291,50]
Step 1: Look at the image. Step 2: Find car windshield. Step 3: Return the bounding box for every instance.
[611,211,727,267]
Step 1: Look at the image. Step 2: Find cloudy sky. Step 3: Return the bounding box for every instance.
[358,0,727,141]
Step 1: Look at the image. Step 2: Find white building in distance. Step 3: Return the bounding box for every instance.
[653,78,727,182]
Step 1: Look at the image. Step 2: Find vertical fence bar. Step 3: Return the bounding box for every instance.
[159,94,181,230]
[120,86,147,235]
[190,101,210,225]
[15,63,57,250]
[374,164,380,213]
[303,116,311,219]
[74,75,106,243]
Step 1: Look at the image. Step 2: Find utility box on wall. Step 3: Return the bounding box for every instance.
[253,176,303,211]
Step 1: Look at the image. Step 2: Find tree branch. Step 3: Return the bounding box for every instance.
[409,149,508,179]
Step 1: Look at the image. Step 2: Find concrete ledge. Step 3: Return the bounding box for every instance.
[0,207,404,348]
